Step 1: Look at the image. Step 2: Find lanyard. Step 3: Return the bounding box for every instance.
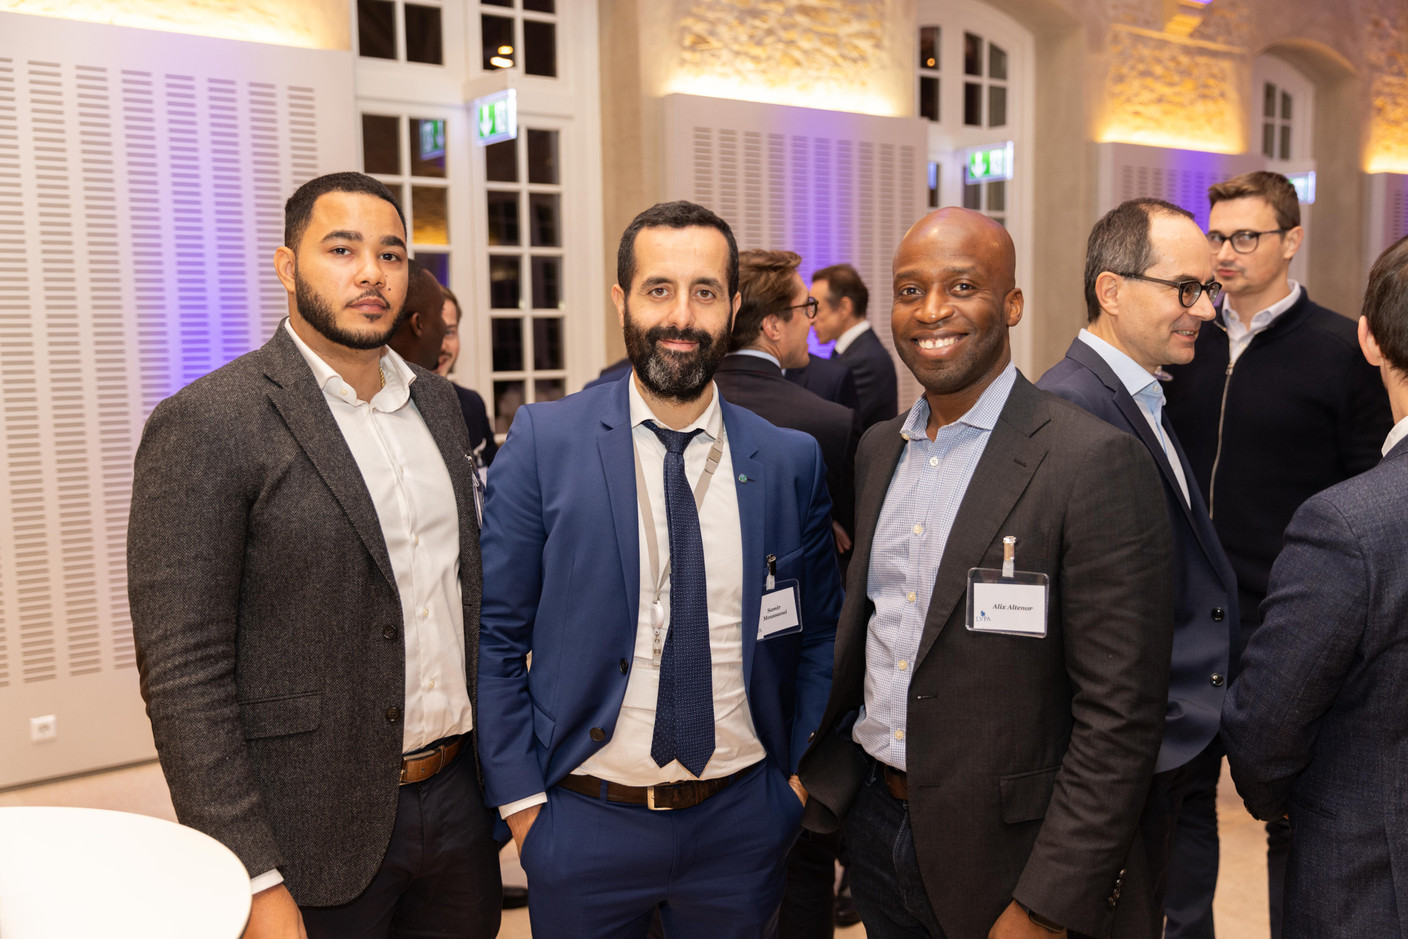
[633,425,725,662]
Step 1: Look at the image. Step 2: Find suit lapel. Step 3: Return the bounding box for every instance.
[259,325,397,592]
[722,399,766,688]
[916,377,1049,667]
[599,379,642,631]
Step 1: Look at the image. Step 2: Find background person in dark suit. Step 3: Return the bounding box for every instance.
[128,173,500,939]
[436,284,497,468]
[1222,232,1408,938]
[800,207,1174,939]
[809,263,899,429]
[477,201,841,938]
[786,352,860,413]
[1039,198,1239,936]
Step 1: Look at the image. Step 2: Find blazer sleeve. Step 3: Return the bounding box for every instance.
[1222,493,1366,820]
[128,393,283,879]
[1013,429,1175,933]
[790,439,843,772]
[476,405,550,806]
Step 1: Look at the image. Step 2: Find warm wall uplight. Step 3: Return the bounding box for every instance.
[1096,124,1241,155]
[665,75,903,119]
[0,0,350,49]
[1367,80,1408,173]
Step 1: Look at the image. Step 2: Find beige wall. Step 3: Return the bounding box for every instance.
[0,0,350,49]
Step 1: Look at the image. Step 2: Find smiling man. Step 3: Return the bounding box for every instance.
[129,172,500,939]
[1039,199,1239,937]
[800,207,1174,939]
[477,201,841,938]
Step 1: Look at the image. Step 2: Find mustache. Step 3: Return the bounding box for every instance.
[350,288,389,307]
[645,324,715,347]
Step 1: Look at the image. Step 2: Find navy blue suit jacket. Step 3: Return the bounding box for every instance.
[786,353,860,413]
[477,375,841,808]
[1039,340,1238,773]
[835,328,899,429]
[1223,435,1408,937]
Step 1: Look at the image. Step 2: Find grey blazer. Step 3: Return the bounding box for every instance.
[128,323,483,906]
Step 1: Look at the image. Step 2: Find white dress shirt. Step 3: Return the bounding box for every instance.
[1225,281,1301,364]
[832,319,873,356]
[1383,415,1408,457]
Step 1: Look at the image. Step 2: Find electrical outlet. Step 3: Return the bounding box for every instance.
[30,715,57,743]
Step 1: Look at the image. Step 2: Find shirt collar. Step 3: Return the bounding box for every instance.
[899,362,1018,441]
[627,373,723,441]
[1384,414,1408,457]
[1224,280,1302,328]
[1077,329,1160,399]
[730,349,781,369]
[282,317,415,409]
[832,319,872,355]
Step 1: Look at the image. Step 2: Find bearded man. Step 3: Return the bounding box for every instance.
[476,200,842,939]
[128,172,501,939]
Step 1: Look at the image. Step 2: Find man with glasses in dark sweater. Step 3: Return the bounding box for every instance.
[1162,170,1393,939]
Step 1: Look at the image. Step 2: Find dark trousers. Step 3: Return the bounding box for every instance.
[521,763,803,939]
[301,742,502,938]
[1266,816,1290,939]
[780,829,839,939]
[1144,739,1223,938]
[842,765,947,939]
[1163,745,1224,939]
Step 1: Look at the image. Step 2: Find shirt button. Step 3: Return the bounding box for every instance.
[929,456,939,467]
[424,678,436,690]
[420,607,429,619]
[907,591,917,603]
[894,729,905,741]
[413,534,420,546]
[913,524,924,535]
[898,660,909,671]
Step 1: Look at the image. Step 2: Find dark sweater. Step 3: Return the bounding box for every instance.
[1164,289,1392,632]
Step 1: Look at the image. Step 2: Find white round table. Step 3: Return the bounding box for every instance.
[0,806,250,938]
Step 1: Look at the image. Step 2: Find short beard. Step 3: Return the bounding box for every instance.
[622,299,729,404]
[294,267,403,351]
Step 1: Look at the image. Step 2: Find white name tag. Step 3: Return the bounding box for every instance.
[966,567,1050,638]
[758,580,803,639]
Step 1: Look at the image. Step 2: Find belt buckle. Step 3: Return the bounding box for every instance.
[646,785,672,810]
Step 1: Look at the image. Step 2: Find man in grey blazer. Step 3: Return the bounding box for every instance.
[1222,233,1408,937]
[800,208,1173,938]
[129,173,500,939]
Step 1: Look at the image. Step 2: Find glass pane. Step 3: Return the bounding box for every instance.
[534,378,566,403]
[963,182,981,211]
[492,380,525,434]
[533,318,565,370]
[1262,122,1275,159]
[989,44,1007,81]
[532,256,561,309]
[524,0,556,12]
[489,256,521,310]
[358,0,395,59]
[485,139,518,183]
[989,85,1007,127]
[404,4,443,65]
[529,192,561,247]
[416,251,449,288]
[482,0,512,6]
[1263,82,1277,119]
[411,185,448,245]
[919,76,939,122]
[487,191,521,246]
[408,118,446,177]
[1281,91,1292,120]
[927,161,940,209]
[524,20,557,77]
[1280,124,1291,160]
[919,26,939,70]
[491,318,524,370]
[987,179,1006,213]
[964,33,982,76]
[527,129,560,185]
[362,114,400,175]
[482,15,515,70]
[964,82,982,126]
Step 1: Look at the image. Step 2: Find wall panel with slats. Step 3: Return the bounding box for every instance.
[0,12,356,789]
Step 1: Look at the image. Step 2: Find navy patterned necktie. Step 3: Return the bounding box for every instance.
[644,420,715,777]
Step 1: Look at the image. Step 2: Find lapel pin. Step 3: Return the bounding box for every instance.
[738,474,750,483]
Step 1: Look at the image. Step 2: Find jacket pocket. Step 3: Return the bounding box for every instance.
[532,702,556,750]
[239,691,321,740]
[999,764,1060,824]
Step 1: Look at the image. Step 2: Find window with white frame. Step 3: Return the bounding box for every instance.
[479,0,557,77]
[362,112,454,287]
[358,0,446,65]
[1252,55,1314,167]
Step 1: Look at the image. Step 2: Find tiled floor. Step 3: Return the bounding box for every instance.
[1,761,1269,938]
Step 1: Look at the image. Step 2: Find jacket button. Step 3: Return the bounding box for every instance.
[385,707,402,723]
[383,625,398,640]
[1211,673,1225,687]
[590,727,606,741]
[1211,607,1225,622]
[619,658,629,675]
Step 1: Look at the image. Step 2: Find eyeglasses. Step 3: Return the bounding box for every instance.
[1117,272,1223,308]
[786,297,819,319]
[1206,229,1288,253]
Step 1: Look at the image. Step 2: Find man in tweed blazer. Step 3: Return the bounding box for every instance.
[128,173,499,939]
[1222,233,1408,938]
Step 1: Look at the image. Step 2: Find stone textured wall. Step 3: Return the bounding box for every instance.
[1103,27,1244,152]
[1364,0,1408,171]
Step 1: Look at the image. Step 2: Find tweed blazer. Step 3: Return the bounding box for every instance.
[128,322,483,906]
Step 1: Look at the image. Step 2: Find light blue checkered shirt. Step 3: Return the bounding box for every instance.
[852,363,1018,771]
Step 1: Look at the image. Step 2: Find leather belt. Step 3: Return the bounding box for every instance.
[557,763,761,810]
[400,734,465,786]
[882,763,909,801]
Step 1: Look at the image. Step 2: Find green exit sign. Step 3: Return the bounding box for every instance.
[965,142,1014,183]
[474,89,517,147]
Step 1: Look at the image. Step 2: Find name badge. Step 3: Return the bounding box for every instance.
[964,536,1049,638]
[758,580,803,639]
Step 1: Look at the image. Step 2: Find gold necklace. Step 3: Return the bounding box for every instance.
[378,366,386,390]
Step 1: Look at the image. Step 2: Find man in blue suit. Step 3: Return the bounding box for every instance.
[1222,233,1408,937]
[478,201,842,938]
[1038,198,1239,935]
